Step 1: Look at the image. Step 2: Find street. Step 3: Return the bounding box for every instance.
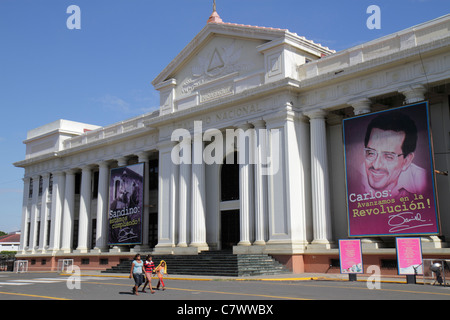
[0,272,449,303]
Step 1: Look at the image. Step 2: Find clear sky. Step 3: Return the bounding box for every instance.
[0,0,449,233]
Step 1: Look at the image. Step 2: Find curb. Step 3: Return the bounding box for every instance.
[61,273,411,284]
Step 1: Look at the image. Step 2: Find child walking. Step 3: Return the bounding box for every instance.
[155,260,168,290]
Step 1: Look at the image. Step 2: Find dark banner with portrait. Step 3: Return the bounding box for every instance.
[108,163,144,245]
[343,102,439,237]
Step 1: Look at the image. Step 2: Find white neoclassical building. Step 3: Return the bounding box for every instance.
[14,10,450,273]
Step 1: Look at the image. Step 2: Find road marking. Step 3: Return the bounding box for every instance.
[82,281,311,300]
[0,291,70,300]
[13,279,62,283]
[272,281,450,297]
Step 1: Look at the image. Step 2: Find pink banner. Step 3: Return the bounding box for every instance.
[396,237,423,275]
[343,102,440,237]
[339,239,363,274]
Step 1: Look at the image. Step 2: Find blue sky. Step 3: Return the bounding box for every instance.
[0,0,449,233]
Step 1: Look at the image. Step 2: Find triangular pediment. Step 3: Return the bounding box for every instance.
[152,22,287,86]
[152,20,334,114]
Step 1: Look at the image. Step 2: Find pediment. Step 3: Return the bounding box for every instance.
[152,21,334,114]
[153,23,286,86]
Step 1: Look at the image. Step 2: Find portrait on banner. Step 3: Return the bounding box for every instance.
[343,102,440,237]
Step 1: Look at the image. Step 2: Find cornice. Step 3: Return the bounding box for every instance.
[145,77,302,129]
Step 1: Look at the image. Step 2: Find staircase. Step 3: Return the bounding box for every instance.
[102,251,290,277]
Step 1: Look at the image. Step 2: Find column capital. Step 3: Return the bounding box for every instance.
[52,171,65,177]
[348,97,372,115]
[97,160,111,168]
[252,119,266,129]
[41,172,50,179]
[137,151,151,162]
[236,122,253,130]
[116,156,129,167]
[304,109,328,120]
[399,84,427,104]
[81,164,95,171]
[65,168,77,175]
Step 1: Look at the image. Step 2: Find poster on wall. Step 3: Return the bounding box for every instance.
[108,163,144,245]
[339,239,363,274]
[343,102,440,237]
[396,237,423,275]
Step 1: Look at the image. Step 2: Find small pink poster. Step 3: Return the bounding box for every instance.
[396,237,423,275]
[339,239,363,274]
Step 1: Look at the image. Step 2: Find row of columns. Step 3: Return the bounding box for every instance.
[156,119,270,253]
[18,83,428,255]
[19,153,154,254]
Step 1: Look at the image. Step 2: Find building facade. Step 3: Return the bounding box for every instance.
[14,11,450,273]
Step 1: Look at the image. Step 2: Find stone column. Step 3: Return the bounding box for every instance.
[178,147,191,249]
[93,161,110,252]
[49,171,65,252]
[237,123,254,247]
[38,173,50,252]
[252,120,269,245]
[75,165,92,253]
[190,136,208,251]
[19,177,31,253]
[28,175,40,252]
[264,103,310,253]
[305,110,333,248]
[61,169,76,253]
[154,141,179,254]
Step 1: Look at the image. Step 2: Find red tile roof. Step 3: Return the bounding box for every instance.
[0,234,21,243]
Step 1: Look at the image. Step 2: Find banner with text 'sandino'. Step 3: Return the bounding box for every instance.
[108,163,144,245]
[343,102,440,237]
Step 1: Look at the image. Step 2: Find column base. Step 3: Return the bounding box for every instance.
[233,244,265,254]
[91,247,109,253]
[109,246,130,253]
[130,245,151,253]
[361,238,385,249]
[189,243,209,253]
[421,236,448,249]
[73,248,89,254]
[264,240,308,254]
[307,240,336,251]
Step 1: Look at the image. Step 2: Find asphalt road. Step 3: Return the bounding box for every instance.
[0,272,450,304]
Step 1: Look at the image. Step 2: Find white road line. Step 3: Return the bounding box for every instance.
[0,282,29,286]
[13,280,61,283]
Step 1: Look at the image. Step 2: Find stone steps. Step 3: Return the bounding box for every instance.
[102,251,289,277]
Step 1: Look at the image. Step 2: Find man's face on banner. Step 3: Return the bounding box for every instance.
[364,128,414,192]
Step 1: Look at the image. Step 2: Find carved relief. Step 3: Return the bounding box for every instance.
[180,40,255,96]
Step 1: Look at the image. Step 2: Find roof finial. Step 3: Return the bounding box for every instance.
[207,0,223,24]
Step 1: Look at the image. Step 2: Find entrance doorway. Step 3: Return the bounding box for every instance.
[221,210,239,250]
